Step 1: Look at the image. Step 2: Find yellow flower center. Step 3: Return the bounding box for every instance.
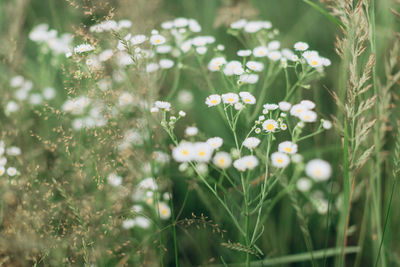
[211,99,218,104]
[199,151,205,156]
[311,60,318,66]
[161,209,168,215]
[284,147,292,153]
[245,98,251,103]
[219,158,225,164]
[182,149,189,155]
[155,39,161,44]
[277,158,283,164]
[266,124,275,130]
[227,97,234,102]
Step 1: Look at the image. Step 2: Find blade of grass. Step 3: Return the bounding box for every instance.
[302,0,346,29]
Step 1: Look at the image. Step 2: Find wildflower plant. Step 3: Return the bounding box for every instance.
[150,17,334,265]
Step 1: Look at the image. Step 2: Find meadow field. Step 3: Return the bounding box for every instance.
[0,0,399,266]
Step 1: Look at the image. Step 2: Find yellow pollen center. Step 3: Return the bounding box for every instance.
[155,39,161,44]
[227,97,234,102]
[219,159,225,164]
[285,147,292,152]
[311,60,318,66]
[297,109,302,113]
[246,161,253,167]
[277,158,283,164]
[199,151,205,156]
[314,169,322,177]
[266,124,275,130]
[211,99,218,104]
[182,150,189,155]
[245,98,251,103]
[161,209,168,215]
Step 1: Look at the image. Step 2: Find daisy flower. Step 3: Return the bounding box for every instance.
[263,103,279,110]
[305,159,332,181]
[279,101,291,111]
[278,141,298,154]
[205,94,221,107]
[296,178,312,192]
[224,61,244,76]
[221,93,239,105]
[150,34,166,45]
[294,42,309,51]
[300,100,316,109]
[172,142,194,162]
[233,155,259,171]
[193,142,213,162]
[185,126,198,136]
[208,57,227,71]
[74,43,94,54]
[107,173,122,187]
[262,119,278,132]
[158,202,171,220]
[237,49,252,57]
[213,152,232,169]
[159,59,174,69]
[206,137,223,149]
[239,74,259,84]
[0,166,4,176]
[131,34,147,45]
[246,61,264,72]
[290,104,307,117]
[239,92,256,104]
[155,101,171,111]
[300,110,317,122]
[322,120,332,130]
[253,46,268,57]
[271,152,290,168]
[242,137,261,150]
[268,51,282,61]
[234,103,244,110]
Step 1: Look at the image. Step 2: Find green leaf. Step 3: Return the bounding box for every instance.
[303,0,346,29]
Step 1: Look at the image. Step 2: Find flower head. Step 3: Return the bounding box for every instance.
[193,142,213,162]
[205,94,221,107]
[242,137,261,150]
[206,137,223,150]
[233,155,259,171]
[150,34,166,45]
[221,93,239,105]
[278,141,298,154]
[271,152,290,168]
[213,152,232,169]
[305,159,332,181]
[172,142,194,162]
[262,119,278,132]
[239,92,256,104]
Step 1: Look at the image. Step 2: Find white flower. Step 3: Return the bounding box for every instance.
[292,154,303,163]
[306,55,323,68]
[263,103,279,110]
[122,219,135,229]
[10,75,24,87]
[234,103,244,110]
[280,123,287,130]
[155,101,171,111]
[212,152,232,169]
[205,94,221,107]
[196,46,207,55]
[159,59,174,69]
[138,177,158,191]
[74,43,94,54]
[300,110,317,122]
[278,141,298,154]
[119,92,134,106]
[279,101,291,111]
[193,142,213,162]
[239,74,259,84]
[322,120,332,130]
[178,90,193,104]
[303,50,319,60]
[206,137,223,150]
[233,155,259,171]
[185,126,198,136]
[230,19,247,29]
[268,40,281,50]
[6,146,21,156]
[6,101,19,113]
[290,104,308,117]
[321,57,331,67]
[239,92,256,104]
[158,202,171,220]
[271,152,290,168]
[237,49,252,57]
[156,45,172,54]
[268,51,282,61]
[178,110,186,117]
[174,17,189,27]
[246,61,264,72]
[6,167,17,176]
[43,87,56,100]
[306,159,332,181]
[297,178,312,192]
[300,100,316,109]
[172,142,194,162]
[150,34,166,45]
[253,46,268,57]
[208,57,226,71]
[134,216,151,228]
[131,34,147,45]
[244,21,264,33]
[262,119,278,132]
[221,93,239,105]
[29,94,43,105]
[151,107,159,113]
[0,166,5,176]
[107,173,122,187]
[294,42,309,51]
[224,61,244,76]
[242,137,261,150]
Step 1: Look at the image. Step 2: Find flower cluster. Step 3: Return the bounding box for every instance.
[0,141,20,177]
